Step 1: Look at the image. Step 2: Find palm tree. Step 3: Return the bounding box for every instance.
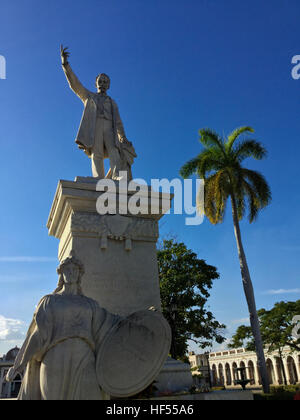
[180,126,271,394]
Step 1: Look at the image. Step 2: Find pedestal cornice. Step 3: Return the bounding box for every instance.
[47,179,173,239]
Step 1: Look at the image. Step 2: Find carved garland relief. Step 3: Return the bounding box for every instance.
[71,212,159,251]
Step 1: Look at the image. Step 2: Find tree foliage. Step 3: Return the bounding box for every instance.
[229,300,300,353]
[157,239,226,360]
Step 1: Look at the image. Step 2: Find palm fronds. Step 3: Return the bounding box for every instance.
[226,126,254,151]
[180,126,271,223]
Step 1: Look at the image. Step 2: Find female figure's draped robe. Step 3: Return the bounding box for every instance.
[15,294,120,400]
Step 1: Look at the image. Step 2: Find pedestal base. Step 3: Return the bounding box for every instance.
[154,357,193,394]
[47,178,172,316]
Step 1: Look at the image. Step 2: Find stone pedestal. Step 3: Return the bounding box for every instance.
[155,357,194,394]
[47,178,193,395]
[47,178,172,316]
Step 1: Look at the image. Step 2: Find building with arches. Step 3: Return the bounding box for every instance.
[190,347,300,388]
[0,347,23,399]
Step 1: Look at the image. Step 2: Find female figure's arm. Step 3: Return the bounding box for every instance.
[6,296,50,381]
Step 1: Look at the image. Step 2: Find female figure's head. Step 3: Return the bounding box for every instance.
[54,252,84,295]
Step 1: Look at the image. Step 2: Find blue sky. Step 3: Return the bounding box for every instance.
[0,0,299,355]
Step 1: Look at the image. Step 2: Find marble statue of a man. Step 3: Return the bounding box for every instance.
[60,46,136,180]
[5,253,120,400]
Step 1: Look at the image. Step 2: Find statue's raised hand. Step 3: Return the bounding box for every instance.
[60,45,70,66]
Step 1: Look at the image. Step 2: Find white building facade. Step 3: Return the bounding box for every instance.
[190,347,300,388]
[0,347,23,399]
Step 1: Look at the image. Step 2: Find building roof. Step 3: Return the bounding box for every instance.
[3,346,20,362]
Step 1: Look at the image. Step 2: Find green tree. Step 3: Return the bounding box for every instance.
[158,239,226,361]
[180,126,272,393]
[230,300,300,386]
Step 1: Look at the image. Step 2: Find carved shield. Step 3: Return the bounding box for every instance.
[96,309,171,397]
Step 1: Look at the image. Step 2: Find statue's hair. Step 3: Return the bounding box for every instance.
[95,73,110,89]
[53,252,84,295]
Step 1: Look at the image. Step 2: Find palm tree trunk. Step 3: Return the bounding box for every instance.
[230,195,270,394]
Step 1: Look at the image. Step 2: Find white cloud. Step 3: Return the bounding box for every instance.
[231,317,250,325]
[262,288,300,295]
[210,338,233,353]
[0,275,29,283]
[0,315,26,342]
[0,256,56,262]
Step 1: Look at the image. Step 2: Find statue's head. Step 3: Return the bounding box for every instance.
[95,73,110,93]
[54,251,84,294]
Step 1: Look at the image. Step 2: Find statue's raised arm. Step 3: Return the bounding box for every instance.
[60,45,89,103]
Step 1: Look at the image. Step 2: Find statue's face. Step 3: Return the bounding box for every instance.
[96,74,110,92]
[61,262,80,285]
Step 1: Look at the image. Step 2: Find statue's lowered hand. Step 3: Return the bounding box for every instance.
[5,367,16,382]
[60,44,70,66]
